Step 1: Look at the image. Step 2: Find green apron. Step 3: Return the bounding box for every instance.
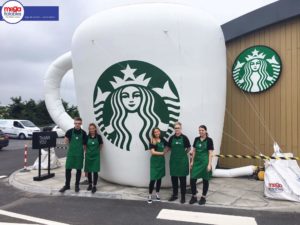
[169,136,189,177]
[84,136,100,172]
[150,141,165,180]
[191,138,212,180]
[65,129,84,170]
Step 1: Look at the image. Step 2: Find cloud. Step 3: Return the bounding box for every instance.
[0,60,47,103]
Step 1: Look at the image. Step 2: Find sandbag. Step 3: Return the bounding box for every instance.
[264,153,300,202]
[32,148,61,170]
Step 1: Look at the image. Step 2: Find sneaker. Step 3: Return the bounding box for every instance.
[180,195,185,204]
[59,186,70,193]
[87,184,92,191]
[75,185,80,193]
[91,186,97,194]
[168,195,178,202]
[147,195,152,204]
[80,179,89,185]
[189,196,197,204]
[155,193,161,201]
[199,197,206,205]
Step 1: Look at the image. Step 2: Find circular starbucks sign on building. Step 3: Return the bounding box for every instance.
[93,60,180,151]
[232,45,282,93]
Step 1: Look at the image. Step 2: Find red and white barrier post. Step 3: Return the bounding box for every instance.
[20,144,30,172]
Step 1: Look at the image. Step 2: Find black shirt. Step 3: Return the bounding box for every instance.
[85,134,103,145]
[65,128,87,145]
[193,137,214,151]
[149,139,168,150]
[167,134,191,148]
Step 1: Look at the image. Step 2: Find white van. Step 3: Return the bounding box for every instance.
[0,119,40,139]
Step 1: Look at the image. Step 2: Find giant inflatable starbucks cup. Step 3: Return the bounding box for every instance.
[44,3,226,187]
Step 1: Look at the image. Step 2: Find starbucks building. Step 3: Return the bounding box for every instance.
[220,0,300,168]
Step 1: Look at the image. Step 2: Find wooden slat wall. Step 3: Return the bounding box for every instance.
[220,16,300,168]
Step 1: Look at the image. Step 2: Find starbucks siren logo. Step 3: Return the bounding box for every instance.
[232,46,282,93]
[93,60,180,151]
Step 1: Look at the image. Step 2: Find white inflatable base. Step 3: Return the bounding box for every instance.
[212,166,256,178]
[32,148,61,170]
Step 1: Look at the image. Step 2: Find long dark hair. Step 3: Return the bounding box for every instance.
[151,127,161,144]
[88,123,98,136]
[199,125,208,137]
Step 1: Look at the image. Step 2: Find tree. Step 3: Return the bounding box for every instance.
[3,97,79,126]
[62,100,79,118]
[0,105,9,119]
[7,96,25,119]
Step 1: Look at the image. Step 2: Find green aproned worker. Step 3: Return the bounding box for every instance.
[189,125,214,205]
[168,122,191,204]
[147,127,167,204]
[84,123,103,194]
[59,117,87,193]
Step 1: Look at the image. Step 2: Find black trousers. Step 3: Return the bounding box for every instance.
[190,178,209,196]
[87,172,99,186]
[171,176,186,196]
[65,169,81,187]
[149,179,162,194]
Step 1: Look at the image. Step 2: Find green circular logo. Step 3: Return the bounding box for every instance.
[93,60,180,151]
[232,46,282,93]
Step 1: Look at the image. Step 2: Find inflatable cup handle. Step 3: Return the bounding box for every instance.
[44,52,74,132]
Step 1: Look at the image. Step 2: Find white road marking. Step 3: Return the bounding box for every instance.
[0,210,70,225]
[0,176,7,179]
[157,209,258,225]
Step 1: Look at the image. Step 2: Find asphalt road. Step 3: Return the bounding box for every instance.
[0,139,299,225]
[0,138,67,175]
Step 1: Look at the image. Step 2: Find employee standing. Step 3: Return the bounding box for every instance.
[59,117,87,193]
[84,123,103,194]
[168,122,191,204]
[189,125,214,205]
[147,128,167,204]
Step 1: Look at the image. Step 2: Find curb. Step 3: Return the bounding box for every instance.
[9,169,123,199]
[8,169,300,212]
[9,169,52,195]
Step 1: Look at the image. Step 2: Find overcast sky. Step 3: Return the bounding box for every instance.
[0,0,277,106]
